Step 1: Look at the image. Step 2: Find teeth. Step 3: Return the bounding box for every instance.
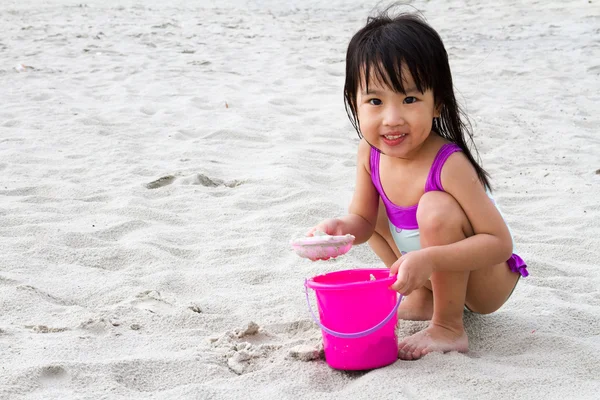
[384,134,406,140]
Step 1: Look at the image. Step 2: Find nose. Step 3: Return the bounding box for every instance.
[382,105,405,126]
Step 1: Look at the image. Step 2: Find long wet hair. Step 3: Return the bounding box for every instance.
[344,10,491,189]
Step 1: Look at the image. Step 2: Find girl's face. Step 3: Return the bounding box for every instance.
[356,69,440,159]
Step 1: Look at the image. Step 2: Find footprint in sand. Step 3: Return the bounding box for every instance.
[78,318,115,335]
[39,365,69,384]
[41,365,67,378]
[26,325,69,334]
[191,173,222,187]
[145,175,176,189]
[178,173,242,188]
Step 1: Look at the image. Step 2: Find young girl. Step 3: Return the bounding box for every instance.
[307,11,529,360]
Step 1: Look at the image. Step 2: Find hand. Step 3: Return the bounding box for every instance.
[390,249,436,296]
[306,218,345,237]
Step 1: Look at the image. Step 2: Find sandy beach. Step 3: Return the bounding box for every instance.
[1,0,599,398]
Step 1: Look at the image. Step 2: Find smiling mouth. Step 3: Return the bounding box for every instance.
[383,133,407,140]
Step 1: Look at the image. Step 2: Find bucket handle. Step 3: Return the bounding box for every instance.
[304,279,403,339]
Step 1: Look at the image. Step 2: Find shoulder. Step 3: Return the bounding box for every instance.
[440,150,485,193]
[357,138,373,172]
[358,138,372,157]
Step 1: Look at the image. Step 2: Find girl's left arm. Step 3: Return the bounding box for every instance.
[427,153,514,272]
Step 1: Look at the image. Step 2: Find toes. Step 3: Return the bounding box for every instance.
[411,347,427,360]
[398,325,468,361]
[399,349,413,361]
[409,339,421,354]
[406,342,422,360]
[398,336,428,361]
[402,341,419,361]
[398,340,409,353]
[398,341,411,360]
[398,340,420,361]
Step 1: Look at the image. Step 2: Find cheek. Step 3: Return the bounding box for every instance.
[356,108,371,128]
[414,107,435,124]
[358,114,377,133]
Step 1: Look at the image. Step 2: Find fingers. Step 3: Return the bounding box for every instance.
[306,223,327,236]
[306,225,327,237]
[392,277,414,296]
[391,272,411,295]
[390,257,402,275]
[306,219,339,237]
[401,287,414,297]
[390,260,414,296]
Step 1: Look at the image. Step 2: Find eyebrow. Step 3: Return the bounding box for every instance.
[361,86,420,95]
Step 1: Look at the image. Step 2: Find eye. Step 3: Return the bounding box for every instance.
[403,96,417,104]
[368,98,382,106]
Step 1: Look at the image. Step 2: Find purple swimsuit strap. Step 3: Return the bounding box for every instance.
[424,143,462,192]
[369,147,417,229]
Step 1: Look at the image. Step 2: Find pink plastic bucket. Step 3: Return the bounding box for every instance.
[305,268,402,370]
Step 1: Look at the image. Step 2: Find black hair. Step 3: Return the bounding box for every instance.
[344,9,491,190]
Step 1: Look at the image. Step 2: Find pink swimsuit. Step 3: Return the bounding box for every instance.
[370,143,529,277]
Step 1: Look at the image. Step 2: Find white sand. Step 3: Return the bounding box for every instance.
[1,0,599,398]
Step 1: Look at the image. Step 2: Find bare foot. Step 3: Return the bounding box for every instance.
[398,323,468,360]
[396,286,433,321]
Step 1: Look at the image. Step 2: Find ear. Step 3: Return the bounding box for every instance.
[434,101,443,118]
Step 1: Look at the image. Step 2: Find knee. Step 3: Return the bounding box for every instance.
[416,191,465,236]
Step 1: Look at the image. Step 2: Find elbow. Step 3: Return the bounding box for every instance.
[353,227,375,245]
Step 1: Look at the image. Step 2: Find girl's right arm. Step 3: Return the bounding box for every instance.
[308,139,379,244]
